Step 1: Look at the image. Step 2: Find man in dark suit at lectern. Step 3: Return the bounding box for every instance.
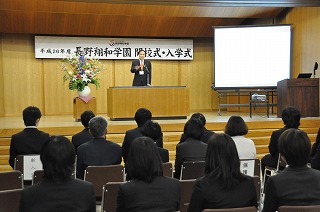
[130,50,152,86]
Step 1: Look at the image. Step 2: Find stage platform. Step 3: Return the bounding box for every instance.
[1,111,319,172]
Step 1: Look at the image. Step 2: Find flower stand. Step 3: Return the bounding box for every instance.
[73,96,97,121]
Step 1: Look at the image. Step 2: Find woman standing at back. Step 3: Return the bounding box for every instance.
[188,133,257,211]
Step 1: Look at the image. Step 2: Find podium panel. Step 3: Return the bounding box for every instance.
[277,79,319,117]
[107,86,190,120]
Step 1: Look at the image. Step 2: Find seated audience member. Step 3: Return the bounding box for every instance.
[174,118,207,179]
[261,107,301,172]
[311,128,320,170]
[76,116,122,179]
[122,108,152,163]
[20,136,96,212]
[225,115,256,159]
[263,129,320,212]
[9,106,50,168]
[117,137,180,211]
[310,128,320,160]
[188,133,257,211]
[72,110,95,153]
[179,112,215,144]
[141,120,169,163]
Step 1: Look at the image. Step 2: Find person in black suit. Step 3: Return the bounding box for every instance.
[174,118,207,179]
[188,134,257,211]
[20,136,96,212]
[310,128,320,170]
[179,112,215,144]
[122,108,152,163]
[76,116,122,179]
[9,106,50,168]
[261,107,301,173]
[117,137,180,212]
[130,49,152,86]
[263,129,320,212]
[71,110,95,153]
[141,120,169,163]
[310,128,320,160]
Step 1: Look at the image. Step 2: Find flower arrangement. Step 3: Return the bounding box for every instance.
[61,53,104,91]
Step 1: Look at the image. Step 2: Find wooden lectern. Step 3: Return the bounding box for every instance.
[277,78,319,117]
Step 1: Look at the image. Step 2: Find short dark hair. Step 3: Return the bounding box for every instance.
[183,118,204,140]
[134,108,152,127]
[224,116,248,136]
[81,110,95,128]
[23,106,42,126]
[126,137,163,183]
[138,49,146,55]
[89,116,108,137]
[282,107,301,128]
[41,136,75,180]
[205,133,246,190]
[141,120,163,147]
[278,128,311,167]
[190,113,206,126]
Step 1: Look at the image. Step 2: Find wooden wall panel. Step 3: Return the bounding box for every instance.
[277,7,320,78]
[181,38,214,111]
[0,34,216,116]
[2,34,43,116]
[0,35,4,116]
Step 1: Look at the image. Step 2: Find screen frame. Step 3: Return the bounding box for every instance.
[213,24,292,91]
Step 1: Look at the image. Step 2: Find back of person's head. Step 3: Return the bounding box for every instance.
[81,110,95,128]
[41,136,75,180]
[278,128,311,167]
[190,112,206,126]
[89,116,108,138]
[224,116,248,136]
[141,120,163,147]
[183,118,204,140]
[23,106,42,126]
[126,136,163,183]
[282,107,301,128]
[205,133,246,190]
[134,108,152,127]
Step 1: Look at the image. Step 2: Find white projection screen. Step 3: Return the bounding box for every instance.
[213,24,292,90]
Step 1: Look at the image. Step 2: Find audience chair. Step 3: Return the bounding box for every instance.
[101,182,124,212]
[84,164,124,199]
[0,170,23,191]
[14,154,42,181]
[202,206,257,212]
[278,205,320,212]
[0,189,22,212]
[162,162,173,177]
[240,158,261,177]
[32,169,44,185]
[179,179,196,212]
[180,161,205,180]
[253,175,261,207]
[263,154,286,192]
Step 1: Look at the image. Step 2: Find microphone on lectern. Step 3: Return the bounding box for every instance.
[314,62,318,78]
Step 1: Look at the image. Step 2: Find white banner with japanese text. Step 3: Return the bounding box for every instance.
[35,36,193,60]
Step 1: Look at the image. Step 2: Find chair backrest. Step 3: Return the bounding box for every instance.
[162,162,173,177]
[0,189,22,212]
[0,170,23,191]
[32,169,44,185]
[101,182,124,212]
[240,158,260,177]
[179,179,196,212]
[202,206,257,212]
[14,154,43,181]
[84,164,124,198]
[278,205,320,212]
[253,175,261,203]
[180,161,205,180]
